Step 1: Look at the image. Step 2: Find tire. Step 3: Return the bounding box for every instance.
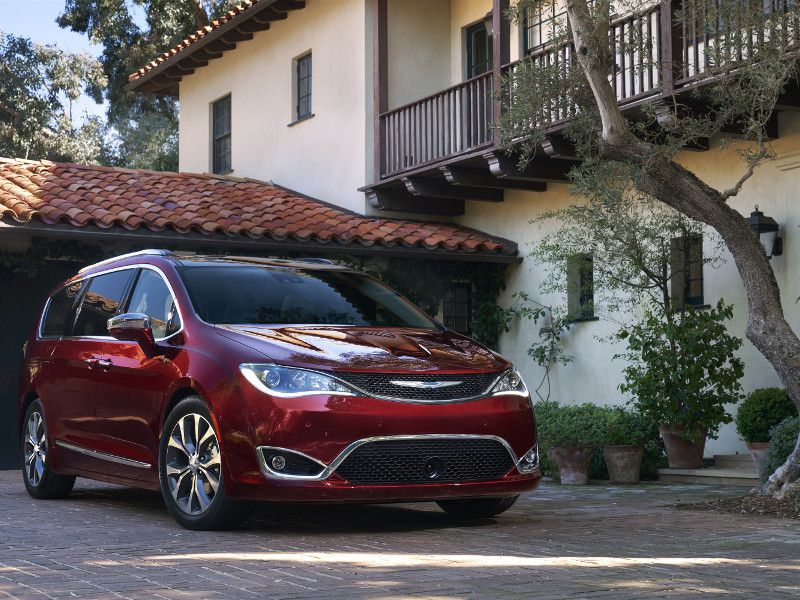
[158,396,254,530]
[436,495,519,519]
[21,400,75,500]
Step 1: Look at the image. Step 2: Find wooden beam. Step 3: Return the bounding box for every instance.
[195,48,224,61]
[235,21,270,34]
[253,8,288,23]
[207,39,236,53]
[372,0,388,183]
[541,134,578,160]
[172,61,196,74]
[491,0,510,146]
[273,0,306,11]
[222,30,254,43]
[484,151,572,182]
[403,177,503,202]
[440,166,547,191]
[365,188,465,216]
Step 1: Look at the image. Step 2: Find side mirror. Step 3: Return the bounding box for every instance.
[108,313,155,349]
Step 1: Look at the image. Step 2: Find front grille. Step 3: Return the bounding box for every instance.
[334,372,499,401]
[334,438,515,485]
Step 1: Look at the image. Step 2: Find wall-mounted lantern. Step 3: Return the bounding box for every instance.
[747,205,783,259]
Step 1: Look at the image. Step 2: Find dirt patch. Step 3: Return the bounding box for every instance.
[677,490,800,519]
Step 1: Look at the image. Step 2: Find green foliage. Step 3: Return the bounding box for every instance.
[736,388,798,443]
[57,0,238,170]
[0,31,107,162]
[534,401,665,480]
[616,300,744,438]
[760,416,800,483]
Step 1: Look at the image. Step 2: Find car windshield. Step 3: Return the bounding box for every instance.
[178,265,437,328]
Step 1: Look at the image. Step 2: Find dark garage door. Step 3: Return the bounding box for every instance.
[0,262,79,470]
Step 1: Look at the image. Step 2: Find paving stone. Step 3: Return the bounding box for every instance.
[1,472,798,598]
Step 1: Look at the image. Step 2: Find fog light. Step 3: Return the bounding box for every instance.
[518,446,539,473]
[270,455,286,471]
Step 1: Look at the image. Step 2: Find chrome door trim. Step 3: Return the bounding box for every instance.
[256,433,536,482]
[55,439,152,469]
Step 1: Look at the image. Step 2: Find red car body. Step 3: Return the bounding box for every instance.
[19,251,540,510]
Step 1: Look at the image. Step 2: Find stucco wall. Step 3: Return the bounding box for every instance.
[386,0,451,109]
[454,113,800,457]
[178,0,367,213]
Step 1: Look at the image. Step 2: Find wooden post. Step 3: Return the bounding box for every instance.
[659,0,676,97]
[492,0,510,146]
[372,0,388,182]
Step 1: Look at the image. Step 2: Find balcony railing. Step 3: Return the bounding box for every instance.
[377,0,799,180]
[380,72,494,178]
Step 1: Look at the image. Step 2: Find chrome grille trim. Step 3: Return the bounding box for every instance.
[333,372,506,403]
[255,434,538,482]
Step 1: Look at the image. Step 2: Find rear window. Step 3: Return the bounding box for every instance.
[41,281,83,337]
[73,270,135,337]
[178,265,435,328]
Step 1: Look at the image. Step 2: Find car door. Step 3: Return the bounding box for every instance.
[87,267,183,469]
[57,268,137,463]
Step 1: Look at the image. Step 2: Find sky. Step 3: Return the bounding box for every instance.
[0,0,146,120]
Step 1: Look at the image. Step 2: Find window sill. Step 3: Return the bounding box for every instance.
[287,113,315,127]
[567,315,600,324]
[212,168,233,176]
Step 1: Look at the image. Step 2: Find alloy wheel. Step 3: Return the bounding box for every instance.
[23,411,47,487]
[165,413,221,515]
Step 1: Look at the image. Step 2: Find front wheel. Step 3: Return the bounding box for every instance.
[436,495,519,518]
[159,397,253,530]
[21,400,75,499]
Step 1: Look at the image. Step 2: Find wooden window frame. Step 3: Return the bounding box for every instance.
[211,94,232,175]
[523,1,568,54]
[443,281,473,335]
[293,51,313,123]
[670,234,705,310]
[465,21,493,79]
[567,253,595,321]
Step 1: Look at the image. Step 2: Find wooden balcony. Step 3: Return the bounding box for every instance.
[364,0,800,216]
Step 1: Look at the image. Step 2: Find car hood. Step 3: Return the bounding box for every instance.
[215,325,509,373]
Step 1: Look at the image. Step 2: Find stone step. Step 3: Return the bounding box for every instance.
[658,467,759,487]
[713,453,755,469]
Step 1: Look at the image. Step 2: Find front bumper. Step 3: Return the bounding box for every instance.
[219,382,539,502]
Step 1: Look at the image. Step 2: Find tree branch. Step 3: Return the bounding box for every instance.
[720,146,771,201]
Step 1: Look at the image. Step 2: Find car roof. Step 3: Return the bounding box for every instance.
[76,250,349,278]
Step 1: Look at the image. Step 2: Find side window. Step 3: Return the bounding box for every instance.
[212,94,232,174]
[73,270,134,337]
[126,269,181,339]
[294,52,312,121]
[41,281,84,337]
[670,235,704,310]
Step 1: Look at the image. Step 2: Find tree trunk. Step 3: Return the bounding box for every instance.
[187,0,210,29]
[565,0,800,497]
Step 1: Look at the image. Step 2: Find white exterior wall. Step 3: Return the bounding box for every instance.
[178,0,368,213]
[456,113,800,456]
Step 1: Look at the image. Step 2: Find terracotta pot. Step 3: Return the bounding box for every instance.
[603,445,644,484]
[547,446,591,485]
[659,424,707,469]
[746,442,770,473]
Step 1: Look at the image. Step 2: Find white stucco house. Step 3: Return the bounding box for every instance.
[123,0,800,457]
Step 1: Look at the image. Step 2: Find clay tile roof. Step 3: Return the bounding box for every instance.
[0,158,517,260]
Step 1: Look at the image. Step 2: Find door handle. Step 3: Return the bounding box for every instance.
[95,359,113,369]
[83,358,98,367]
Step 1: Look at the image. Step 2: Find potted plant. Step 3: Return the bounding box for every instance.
[735,388,798,470]
[602,408,648,484]
[616,301,744,469]
[540,403,606,485]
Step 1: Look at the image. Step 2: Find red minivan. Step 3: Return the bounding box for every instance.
[19,250,540,530]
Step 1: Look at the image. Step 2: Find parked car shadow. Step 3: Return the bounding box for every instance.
[63,483,516,534]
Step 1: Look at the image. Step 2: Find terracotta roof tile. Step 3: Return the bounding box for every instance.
[0,158,516,259]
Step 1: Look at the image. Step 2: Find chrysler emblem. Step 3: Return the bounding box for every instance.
[389,380,462,389]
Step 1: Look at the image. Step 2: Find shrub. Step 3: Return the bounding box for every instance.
[616,300,744,439]
[760,416,800,483]
[735,388,797,443]
[534,402,666,481]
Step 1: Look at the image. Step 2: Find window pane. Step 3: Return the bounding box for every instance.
[296,54,312,118]
[443,282,472,335]
[179,266,435,328]
[42,281,83,337]
[212,95,232,174]
[73,270,134,337]
[127,270,180,338]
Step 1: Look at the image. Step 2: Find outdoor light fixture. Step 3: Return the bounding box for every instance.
[747,205,783,259]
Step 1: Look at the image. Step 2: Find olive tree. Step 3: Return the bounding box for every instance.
[501,0,800,497]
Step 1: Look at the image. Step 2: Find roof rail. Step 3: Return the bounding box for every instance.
[78,249,172,274]
[299,258,334,264]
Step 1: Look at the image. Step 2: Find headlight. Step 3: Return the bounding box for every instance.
[240,363,356,397]
[490,369,529,397]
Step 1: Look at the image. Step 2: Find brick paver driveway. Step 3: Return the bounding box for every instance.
[0,471,798,599]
